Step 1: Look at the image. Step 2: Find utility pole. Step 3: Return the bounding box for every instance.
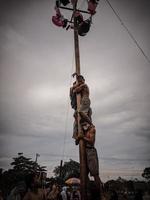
[35,153,40,163]
[73,2,88,200]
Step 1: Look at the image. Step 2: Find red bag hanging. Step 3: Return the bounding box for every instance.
[88,1,97,15]
[52,16,64,27]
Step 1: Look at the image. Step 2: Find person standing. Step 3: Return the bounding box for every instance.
[23,173,45,200]
[46,184,60,200]
[70,190,81,200]
[60,187,68,200]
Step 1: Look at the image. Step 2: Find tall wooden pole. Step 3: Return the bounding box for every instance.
[73,2,87,200]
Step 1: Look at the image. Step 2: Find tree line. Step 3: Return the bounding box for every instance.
[0,153,149,197]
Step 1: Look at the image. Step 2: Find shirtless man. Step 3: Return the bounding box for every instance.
[72,74,92,125]
[23,173,45,200]
[70,75,92,142]
[78,121,103,199]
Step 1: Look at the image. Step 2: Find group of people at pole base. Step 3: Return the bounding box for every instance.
[5,172,81,200]
[3,176,150,200]
[52,0,100,36]
[69,73,105,200]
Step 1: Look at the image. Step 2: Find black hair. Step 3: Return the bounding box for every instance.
[77,75,85,81]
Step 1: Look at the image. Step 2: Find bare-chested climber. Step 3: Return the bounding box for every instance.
[72,74,92,125]
[78,121,104,199]
[70,74,92,142]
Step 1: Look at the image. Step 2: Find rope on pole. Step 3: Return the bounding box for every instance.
[61,50,75,161]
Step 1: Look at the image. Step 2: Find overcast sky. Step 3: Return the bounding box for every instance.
[0,0,150,181]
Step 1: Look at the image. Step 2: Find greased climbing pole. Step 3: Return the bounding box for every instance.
[73,2,87,199]
[52,1,99,199]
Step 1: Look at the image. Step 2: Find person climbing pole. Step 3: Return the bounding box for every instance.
[70,74,93,144]
[77,121,104,200]
[72,73,93,126]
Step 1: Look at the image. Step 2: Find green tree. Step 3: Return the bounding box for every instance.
[0,153,46,197]
[11,153,46,174]
[53,159,80,181]
[142,167,150,180]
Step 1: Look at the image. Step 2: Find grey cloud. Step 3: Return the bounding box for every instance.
[134,126,150,140]
[0,0,150,180]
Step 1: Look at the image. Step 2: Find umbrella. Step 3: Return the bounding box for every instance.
[65,177,80,185]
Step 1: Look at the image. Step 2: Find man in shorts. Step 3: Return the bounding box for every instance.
[72,74,92,125]
[77,121,103,198]
[70,74,92,142]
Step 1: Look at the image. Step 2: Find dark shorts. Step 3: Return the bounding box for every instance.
[86,147,99,176]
